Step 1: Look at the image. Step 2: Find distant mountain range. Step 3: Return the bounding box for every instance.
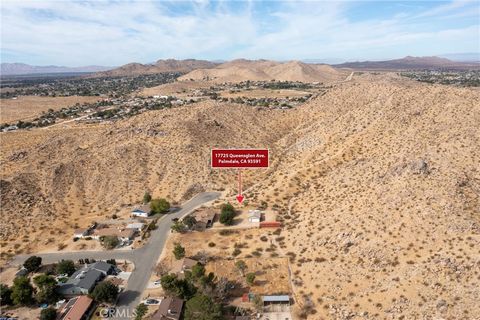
[3,55,478,77]
[90,59,218,78]
[334,56,479,70]
[0,63,114,76]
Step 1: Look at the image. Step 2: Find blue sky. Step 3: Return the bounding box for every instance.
[1,0,479,66]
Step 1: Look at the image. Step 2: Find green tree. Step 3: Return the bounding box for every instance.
[90,281,119,304]
[33,274,56,288]
[171,221,187,233]
[184,294,223,320]
[40,307,57,320]
[56,260,75,276]
[173,243,186,260]
[11,276,33,306]
[33,274,59,304]
[150,198,170,214]
[160,274,196,300]
[23,255,42,272]
[219,203,235,226]
[246,273,256,285]
[0,284,13,305]
[134,303,148,320]
[183,215,197,229]
[102,235,119,250]
[143,192,152,204]
[235,260,247,276]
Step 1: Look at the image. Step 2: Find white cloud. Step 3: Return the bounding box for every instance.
[0,0,478,65]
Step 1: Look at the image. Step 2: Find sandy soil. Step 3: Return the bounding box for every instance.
[0,95,101,123]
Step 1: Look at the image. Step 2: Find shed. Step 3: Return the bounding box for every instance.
[248,210,262,223]
[262,295,290,305]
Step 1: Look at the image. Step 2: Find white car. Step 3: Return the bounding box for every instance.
[153,279,161,286]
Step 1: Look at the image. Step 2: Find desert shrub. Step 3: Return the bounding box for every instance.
[143,192,152,204]
[102,236,119,250]
[23,256,42,272]
[173,243,186,260]
[246,273,256,285]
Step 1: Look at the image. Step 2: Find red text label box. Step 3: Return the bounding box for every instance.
[211,149,269,168]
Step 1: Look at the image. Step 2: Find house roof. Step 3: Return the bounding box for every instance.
[76,269,104,290]
[59,262,114,293]
[248,210,262,219]
[126,222,144,229]
[193,209,216,223]
[60,296,93,320]
[91,261,114,274]
[132,204,151,213]
[262,295,290,302]
[93,227,135,239]
[171,258,198,274]
[152,297,184,320]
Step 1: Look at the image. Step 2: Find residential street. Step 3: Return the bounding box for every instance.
[11,192,221,319]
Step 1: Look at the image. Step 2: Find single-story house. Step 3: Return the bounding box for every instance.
[73,228,90,239]
[131,205,151,218]
[57,262,114,296]
[171,258,198,278]
[58,295,94,320]
[262,295,291,306]
[126,222,145,231]
[248,210,262,223]
[192,209,216,231]
[152,297,184,320]
[92,228,135,242]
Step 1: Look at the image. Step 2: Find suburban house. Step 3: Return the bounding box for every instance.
[248,210,262,223]
[126,222,144,231]
[131,205,151,218]
[171,258,198,278]
[192,208,216,231]
[151,297,184,320]
[92,227,135,242]
[57,262,115,296]
[58,295,95,320]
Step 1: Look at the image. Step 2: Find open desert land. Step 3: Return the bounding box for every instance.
[1,70,479,319]
[0,95,101,123]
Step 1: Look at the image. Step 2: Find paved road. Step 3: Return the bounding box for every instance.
[12,192,220,319]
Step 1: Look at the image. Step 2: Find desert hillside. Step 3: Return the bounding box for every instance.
[92,59,218,77]
[1,73,479,319]
[179,59,345,83]
[244,75,480,318]
[0,101,294,256]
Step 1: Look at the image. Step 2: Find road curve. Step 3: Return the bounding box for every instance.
[11,192,221,319]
